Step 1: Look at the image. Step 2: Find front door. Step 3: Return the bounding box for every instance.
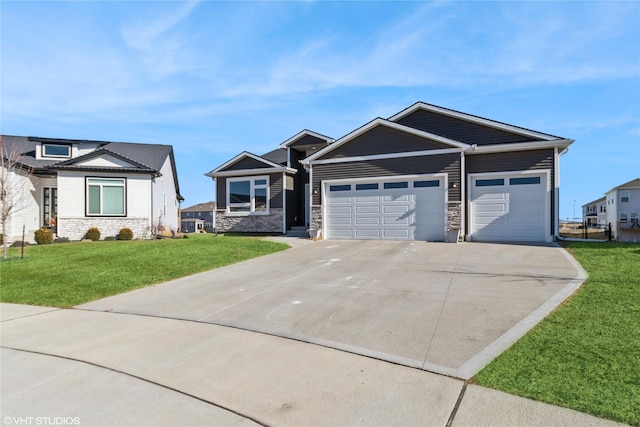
[43,187,58,234]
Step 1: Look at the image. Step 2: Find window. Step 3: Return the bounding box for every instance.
[329,185,351,192]
[87,178,126,216]
[356,183,378,191]
[384,181,408,189]
[621,191,630,203]
[476,179,504,187]
[414,180,440,188]
[631,212,639,222]
[42,144,71,158]
[619,213,628,223]
[510,177,541,185]
[227,176,269,214]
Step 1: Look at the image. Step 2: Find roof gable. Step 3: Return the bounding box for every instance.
[606,177,640,193]
[206,151,297,178]
[279,130,334,148]
[48,149,155,173]
[390,102,563,145]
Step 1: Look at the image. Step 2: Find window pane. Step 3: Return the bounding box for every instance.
[44,144,70,157]
[384,182,408,189]
[510,177,541,185]
[356,183,378,191]
[229,181,251,203]
[476,179,504,187]
[254,179,267,186]
[330,185,351,192]
[621,191,630,202]
[414,180,440,188]
[620,213,628,222]
[255,188,267,211]
[230,206,251,212]
[103,186,125,215]
[88,185,101,214]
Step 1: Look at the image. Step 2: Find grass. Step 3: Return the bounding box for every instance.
[0,234,288,307]
[474,242,640,426]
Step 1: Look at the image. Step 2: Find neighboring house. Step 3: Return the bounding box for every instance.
[206,102,574,243]
[1,135,183,242]
[582,196,606,227]
[181,201,216,233]
[602,178,640,242]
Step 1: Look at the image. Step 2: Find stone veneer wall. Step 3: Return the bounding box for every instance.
[59,217,150,240]
[447,202,462,231]
[215,208,283,233]
[310,206,322,231]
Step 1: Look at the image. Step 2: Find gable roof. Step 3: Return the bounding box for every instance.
[182,201,216,212]
[279,130,334,148]
[48,148,159,174]
[605,177,640,194]
[206,151,296,178]
[582,196,606,207]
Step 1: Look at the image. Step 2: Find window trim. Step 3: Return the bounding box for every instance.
[619,212,628,223]
[226,175,270,216]
[42,143,72,158]
[86,177,127,217]
[620,190,630,203]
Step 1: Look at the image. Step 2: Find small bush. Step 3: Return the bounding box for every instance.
[34,228,54,244]
[85,227,101,241]
[118,228,134,240]
[0,234,3,245]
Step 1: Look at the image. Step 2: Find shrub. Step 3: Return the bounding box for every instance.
[118,228,134,240]
[34,228,54,244]
[85,227,101,241]
[0,234,3,245]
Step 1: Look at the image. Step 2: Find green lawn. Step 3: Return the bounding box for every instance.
[474,242,640,426]
[0,234,288,307]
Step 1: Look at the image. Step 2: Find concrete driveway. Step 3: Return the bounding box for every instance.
[77,239,585,379]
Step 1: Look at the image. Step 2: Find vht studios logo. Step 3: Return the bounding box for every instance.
[3,417,81,426]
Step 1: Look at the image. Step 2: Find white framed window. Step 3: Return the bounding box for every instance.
[87,178,126,216]
[42,144,71,158]
[621,191,630,203]
[619,212,628,223]
[631,212,639,222]
[227,176,269,215]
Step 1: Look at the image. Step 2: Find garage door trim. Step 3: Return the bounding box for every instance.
[468,170,551,242]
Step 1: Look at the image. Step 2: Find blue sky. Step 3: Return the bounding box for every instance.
[2,0,639,221]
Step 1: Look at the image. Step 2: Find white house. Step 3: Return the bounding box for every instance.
[582,196,606,227]
[602,178,640,242]
[1,135,183,242]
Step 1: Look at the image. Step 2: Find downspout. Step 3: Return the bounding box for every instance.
[460,149,466,240]
[555,147,569,241]
[282,171,286,234]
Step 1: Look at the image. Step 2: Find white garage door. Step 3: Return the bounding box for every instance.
[325,177,446,241]
[470,173,547,242]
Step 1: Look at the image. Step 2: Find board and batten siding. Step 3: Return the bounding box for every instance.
[395,109,536,146]
[319,125,452,160]
[312,153,461,205]
[465,149,555,237]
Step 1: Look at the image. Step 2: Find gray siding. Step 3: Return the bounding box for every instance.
[216,177,227,208]
[312,153,461,204]
[319,124,452,160]
[290,135,330,149]
[215,172,285,210]
[396,110,536,146]
[224,157,271,171]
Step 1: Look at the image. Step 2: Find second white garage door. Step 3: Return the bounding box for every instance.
[325,177,446,241]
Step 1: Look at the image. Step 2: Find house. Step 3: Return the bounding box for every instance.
[1,135,183,242]
[181,201,216,233]
[602,178,640,242]
[582,196,606,227]
[206,102,574,243]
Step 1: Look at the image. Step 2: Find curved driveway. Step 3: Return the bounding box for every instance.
[78,239,585,379]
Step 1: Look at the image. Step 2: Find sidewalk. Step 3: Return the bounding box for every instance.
[1,303,623,427]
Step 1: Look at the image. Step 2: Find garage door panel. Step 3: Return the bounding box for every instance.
[383,216,411,225]
[355,205,380,214]
[355,229,381,238]
[355,217,380,225]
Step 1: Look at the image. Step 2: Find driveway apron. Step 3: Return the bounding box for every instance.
[77,240,584,379]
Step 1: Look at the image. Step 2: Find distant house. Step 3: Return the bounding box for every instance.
[206,102,574,242]
[181,201,216,233]
[1,135,183,242]
[603,178,640,242]
[582,196,606,227]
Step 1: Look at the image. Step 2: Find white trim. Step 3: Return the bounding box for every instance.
[310,147,463,165]
[282,172,286,233]
[467,170,551,243]
[279,130,334,148]
[389,102,562,141]
[466,139,574,154]
[303,118,470,164]
[207,167,296,178]
[554,147,560,238]
[226,175,270,217]
[460,151,466,239]
[207,151,287,175]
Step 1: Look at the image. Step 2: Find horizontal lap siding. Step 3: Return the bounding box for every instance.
[290,135,330,148]
[312,154,461,205]
[319,125,451,159]
[225,157,270,171]
[397,110,535,145]
[466,149,555,237]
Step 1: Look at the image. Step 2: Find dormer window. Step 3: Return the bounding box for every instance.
[42,144,71,158]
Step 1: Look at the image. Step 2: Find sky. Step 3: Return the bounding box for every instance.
[1,0,639,221]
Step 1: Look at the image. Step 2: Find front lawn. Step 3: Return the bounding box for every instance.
[474,242,640,426]
[0,234,288,307]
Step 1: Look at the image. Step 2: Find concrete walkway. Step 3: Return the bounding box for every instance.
[1,303,623,427]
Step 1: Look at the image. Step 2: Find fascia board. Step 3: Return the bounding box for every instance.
[279,130,334,148]
[208,151,283,174]
[389,102,563,141]
[310,147,463,165]
[206,166,297,178]
[302,118,469,165]
[467,139,574,154]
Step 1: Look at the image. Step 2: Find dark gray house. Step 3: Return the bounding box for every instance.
[206,102,574,242]
[181,201,216,233]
